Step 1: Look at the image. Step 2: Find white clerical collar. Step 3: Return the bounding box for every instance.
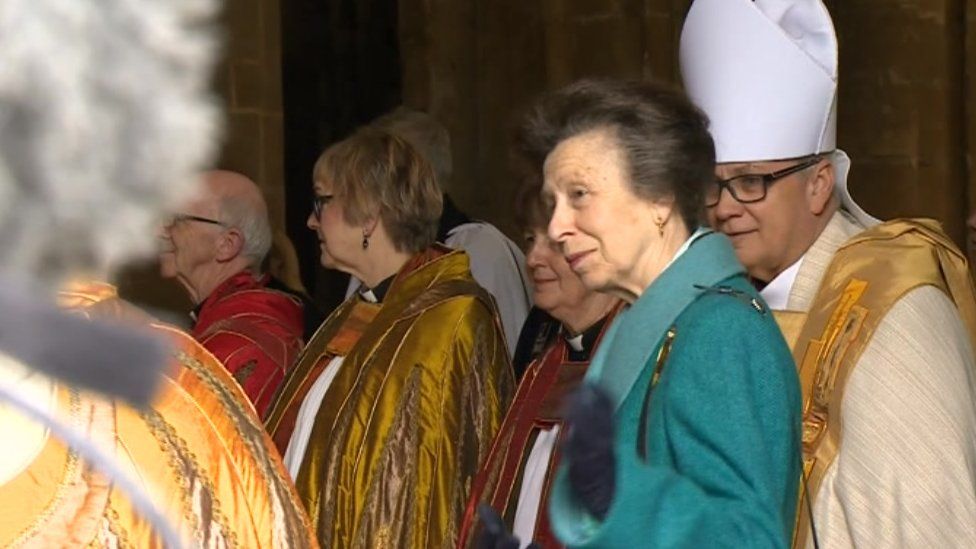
[565,333,584,352]
[360,289,378,303]
[760,257,803,311]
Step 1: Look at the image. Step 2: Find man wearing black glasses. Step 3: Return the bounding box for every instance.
[682,0,976,548]
[704,154,830,289]
[159,170,304,417]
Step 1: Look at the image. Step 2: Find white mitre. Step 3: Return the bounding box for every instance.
[680,0,876,226]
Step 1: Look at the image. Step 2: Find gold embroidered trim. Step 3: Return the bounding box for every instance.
[174,350,313,546]
[9,389,83,547]
[140,409,238,548]
[101,506,134,549]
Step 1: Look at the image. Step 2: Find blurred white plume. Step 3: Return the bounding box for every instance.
[0,0,222,288]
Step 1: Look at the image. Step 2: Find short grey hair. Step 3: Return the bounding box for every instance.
[219,194,272,269]
[371,106,452,187]
[515,79,714,234]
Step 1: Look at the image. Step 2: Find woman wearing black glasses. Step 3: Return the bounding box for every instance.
[264,126,513,549]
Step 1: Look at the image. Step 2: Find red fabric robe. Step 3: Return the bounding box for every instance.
[457,307,620,548]
[192,270,304,417]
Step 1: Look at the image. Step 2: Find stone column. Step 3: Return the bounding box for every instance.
[828,0,967,246]
[215,0,286,230]
[965,0,976,259]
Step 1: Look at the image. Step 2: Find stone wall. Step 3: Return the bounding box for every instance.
[400,0,692,238]
[215,0,286,229]
[123,0,976,313]
[401,0,975,255]
[966,0,976,257]
[827,0,967,247]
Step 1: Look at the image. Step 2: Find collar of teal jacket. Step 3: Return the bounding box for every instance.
[584,228,745,412]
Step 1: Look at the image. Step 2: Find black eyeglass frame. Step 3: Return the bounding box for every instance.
[168,213,226,227]
[705,156,823,207]
[311,195,334,218]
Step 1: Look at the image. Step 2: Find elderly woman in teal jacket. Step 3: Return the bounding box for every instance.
[482,79,802,548]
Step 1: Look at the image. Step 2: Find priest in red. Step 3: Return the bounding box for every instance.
[457,184,621,548]
[159,170,304,416]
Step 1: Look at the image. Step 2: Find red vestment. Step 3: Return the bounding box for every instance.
[192,270,303,417]
[457,307,619,548]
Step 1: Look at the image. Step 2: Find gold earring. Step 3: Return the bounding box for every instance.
[655,218,665,238]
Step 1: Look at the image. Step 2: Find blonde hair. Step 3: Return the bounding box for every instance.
[219,192,272,268]
[313,127,443,253]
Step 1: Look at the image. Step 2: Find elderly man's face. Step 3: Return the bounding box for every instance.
[158,196,222,284]
[707,158,833,283]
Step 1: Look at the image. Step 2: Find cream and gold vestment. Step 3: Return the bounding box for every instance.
[772,212,976,548]
[0,282,316,548]
[266,247,514,548]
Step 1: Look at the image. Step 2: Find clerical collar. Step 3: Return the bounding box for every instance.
[359,275,395,304]
[566,333,584,352]
[759,258,803,311]
[564,314,610,362]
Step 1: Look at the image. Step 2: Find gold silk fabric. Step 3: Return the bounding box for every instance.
[778,219,976,549]
[266,248,515,549]
[0,282,316,548]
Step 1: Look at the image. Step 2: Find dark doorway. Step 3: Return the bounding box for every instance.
[280,0,401,317]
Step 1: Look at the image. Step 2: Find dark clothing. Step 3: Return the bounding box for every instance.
[512,307,562,381]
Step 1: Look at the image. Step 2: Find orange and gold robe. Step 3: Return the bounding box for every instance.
[266,246,514,548]
[457,307,619,549]
[0,282,316,548]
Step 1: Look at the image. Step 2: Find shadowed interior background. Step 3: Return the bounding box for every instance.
[118,0,976,319]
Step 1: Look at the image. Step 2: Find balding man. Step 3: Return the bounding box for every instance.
[160,170,304,416]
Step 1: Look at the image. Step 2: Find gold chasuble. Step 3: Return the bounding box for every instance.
[266,247,514,549]
[773,216,976,549]
[0,282,316,548]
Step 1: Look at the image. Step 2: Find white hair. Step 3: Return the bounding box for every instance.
[219,195,272,269]
[0,0,221,289]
